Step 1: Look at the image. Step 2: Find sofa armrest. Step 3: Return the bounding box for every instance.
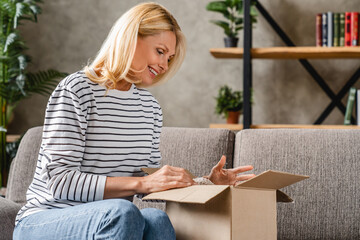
[0,197,21,240]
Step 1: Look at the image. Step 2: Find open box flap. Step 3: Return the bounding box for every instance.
[276,190,293,202]
[236,170,309,190]
[143,185,230,204]
[141,168,196,179]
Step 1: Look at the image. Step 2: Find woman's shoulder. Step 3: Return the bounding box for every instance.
[57,71,94,97]
[136,87,161,107]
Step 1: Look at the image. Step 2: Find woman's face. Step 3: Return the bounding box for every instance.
[131,31,176,86]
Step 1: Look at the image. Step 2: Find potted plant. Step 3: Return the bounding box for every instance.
[215,85,243,124]
[0,0,67,188]
[206,0,257,47]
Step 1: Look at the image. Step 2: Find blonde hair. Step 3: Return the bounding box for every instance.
[84,2,186,88]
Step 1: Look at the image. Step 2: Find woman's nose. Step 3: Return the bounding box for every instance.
[159,59,168,73]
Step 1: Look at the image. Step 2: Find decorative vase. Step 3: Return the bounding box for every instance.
[226,111,241,124]
[224,37,239,47]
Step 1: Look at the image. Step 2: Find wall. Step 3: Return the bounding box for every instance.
[8,0,360,133]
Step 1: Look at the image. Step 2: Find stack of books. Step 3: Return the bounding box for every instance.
[344,87,360,125]
[316,12,359,47]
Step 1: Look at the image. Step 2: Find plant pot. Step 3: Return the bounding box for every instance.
[224,37,239,47]
[226,111,241,124]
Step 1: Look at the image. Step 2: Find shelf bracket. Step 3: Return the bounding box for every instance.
[315,67,360,124]
[255,1,358,124]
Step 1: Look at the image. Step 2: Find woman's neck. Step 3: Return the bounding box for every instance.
[93,68,132,91]
[115,80,132,91]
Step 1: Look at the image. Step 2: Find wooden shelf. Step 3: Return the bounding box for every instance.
[6,135,21,143]
[210,46,360,59]
[209,124,360,130]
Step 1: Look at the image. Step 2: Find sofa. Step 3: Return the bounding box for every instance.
[1,126,359,239]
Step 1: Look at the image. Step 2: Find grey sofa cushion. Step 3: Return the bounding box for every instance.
[6,126,43,205]
[133,127,235,210]
[0,197,21,240]
[234,129,360,240]
[159,127,235,173]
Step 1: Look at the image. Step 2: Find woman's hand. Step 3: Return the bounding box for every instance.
[207,155,255,185]
[104,165,194,199]
[140,165,195,193]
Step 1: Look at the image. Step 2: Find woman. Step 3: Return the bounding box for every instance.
[13,2,255,239]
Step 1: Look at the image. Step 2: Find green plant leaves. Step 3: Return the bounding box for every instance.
[206,0,258,37]
[14,2,25,28]
[17,55,27,70]
[0,70,66,103]
[25,69,67,96]
[215,85,243,118]
[206,1,228,13]
[6,134,22,164]
[210,20,233,37]
[4,33,18,52]
[0,0,48,188]
[15,73,26,96]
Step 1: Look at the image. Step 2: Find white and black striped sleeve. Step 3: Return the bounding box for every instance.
[148,102,162,168]
[40,80,106,202]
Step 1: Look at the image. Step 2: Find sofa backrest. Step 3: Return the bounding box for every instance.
[160,127,234,173]
[134,127,235,209]
[7,126,235,207]
[233,129,360,239]
[6,126,43,204]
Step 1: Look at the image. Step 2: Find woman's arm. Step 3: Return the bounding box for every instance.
[104,165,194,199]
[40,77,107,202]
[104,155,255,199]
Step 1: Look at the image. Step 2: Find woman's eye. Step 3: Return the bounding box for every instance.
[157,49,164,55]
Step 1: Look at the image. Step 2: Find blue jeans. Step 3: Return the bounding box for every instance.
[13,199,175,240]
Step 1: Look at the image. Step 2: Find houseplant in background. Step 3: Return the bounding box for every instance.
[215,85,243,124]
[0,0,67,188]
[206,0,257,47]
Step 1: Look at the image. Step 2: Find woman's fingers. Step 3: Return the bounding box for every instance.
[235,174,256,182]
[166,166,194,183]
[212,155,226,171]
[161,174,193,183]
[148,176,193,192]
[146,165,195,192]
[230,165,254,175]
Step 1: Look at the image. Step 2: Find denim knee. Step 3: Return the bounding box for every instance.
[97,199,145,239]
[141,208,169,222]
[141,208,176,240]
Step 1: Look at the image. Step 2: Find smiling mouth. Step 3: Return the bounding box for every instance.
[149,67,158,76]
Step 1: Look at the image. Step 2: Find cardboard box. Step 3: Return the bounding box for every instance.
[143,170,309,240]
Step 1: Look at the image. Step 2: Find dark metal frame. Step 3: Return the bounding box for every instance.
[242,0,360,129]
[243,0,252,129]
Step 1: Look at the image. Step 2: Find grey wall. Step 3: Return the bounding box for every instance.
[8,0,360,134]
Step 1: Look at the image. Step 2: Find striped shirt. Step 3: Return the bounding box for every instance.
[16,71,163,224]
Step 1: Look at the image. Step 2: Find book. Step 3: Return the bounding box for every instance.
[345,12,352,46]
[333,13,340,47]
[339,13,345,46]
[357,90,360,125]
[316,14,322,46]
[327,12,333,47]
[344,87,356,125]
[322,13,328,47]
[351,12,359,46]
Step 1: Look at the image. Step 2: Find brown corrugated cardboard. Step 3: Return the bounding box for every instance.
[141,185,229,204]
[236,170,308,189]
[143,170,309,240]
